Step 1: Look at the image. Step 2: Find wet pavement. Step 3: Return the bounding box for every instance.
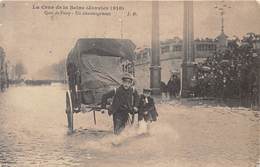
[0,85,259,167]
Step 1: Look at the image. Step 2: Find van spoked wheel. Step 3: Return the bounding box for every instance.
[66,91,74,132]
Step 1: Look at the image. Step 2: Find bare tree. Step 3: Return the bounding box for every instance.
[14,62,27,80]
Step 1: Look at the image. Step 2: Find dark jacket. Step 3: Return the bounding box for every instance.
[167,78,180,94]
[138,95,158,122]
[101,85,139,114]
[161,81,168,93]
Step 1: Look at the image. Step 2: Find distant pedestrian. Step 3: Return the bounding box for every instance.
[160,81,168,100]
[190,76,197,97]
[167,75,180,99]
[251,81,258,109]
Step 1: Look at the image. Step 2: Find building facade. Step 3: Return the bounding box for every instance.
[134,36,225,89]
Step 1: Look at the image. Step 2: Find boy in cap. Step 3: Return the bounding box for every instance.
[101,73,139,135]
[137,88,158,134]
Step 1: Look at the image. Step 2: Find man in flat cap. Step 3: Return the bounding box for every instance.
[101,73,139,135]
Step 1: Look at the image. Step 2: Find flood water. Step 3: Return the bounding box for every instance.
[0,85,159,167]
[0,85,259,167]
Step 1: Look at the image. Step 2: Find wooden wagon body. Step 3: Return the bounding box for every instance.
[65,38,135,131]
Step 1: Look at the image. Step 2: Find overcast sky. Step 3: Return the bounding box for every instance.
[0,1,259,76]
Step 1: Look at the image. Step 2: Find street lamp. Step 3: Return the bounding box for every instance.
[214,1,231,33]
[150,1,161,96]
[181,1,196,98]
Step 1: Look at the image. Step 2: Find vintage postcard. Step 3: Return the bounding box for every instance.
[0,1,259,167]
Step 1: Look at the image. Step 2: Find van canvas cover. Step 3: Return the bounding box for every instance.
[66,38,135,92]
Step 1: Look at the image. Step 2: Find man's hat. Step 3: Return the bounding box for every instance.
[143,88,152,93]
[122,73,134,81]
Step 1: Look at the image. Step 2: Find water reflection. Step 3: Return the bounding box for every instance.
[0,85,142,166]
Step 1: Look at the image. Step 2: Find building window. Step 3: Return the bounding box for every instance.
[196,44,202,51]
[161,45,170,54]
[196,43,216,51]
[213,44,216,51]
[136,54,141,61]
[203,44,206,51]
[142,52,148,62]
[173,45,182,52]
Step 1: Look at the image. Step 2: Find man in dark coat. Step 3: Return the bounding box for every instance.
[101,73,139,135]
[167,75,180,99]
[160,81,168,99]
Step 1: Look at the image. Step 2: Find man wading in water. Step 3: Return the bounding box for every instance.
[101,73,139,135]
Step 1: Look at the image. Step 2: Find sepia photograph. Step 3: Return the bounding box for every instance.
[0,0,259,166]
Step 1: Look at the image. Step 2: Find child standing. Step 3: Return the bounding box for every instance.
[138,88,158,134]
